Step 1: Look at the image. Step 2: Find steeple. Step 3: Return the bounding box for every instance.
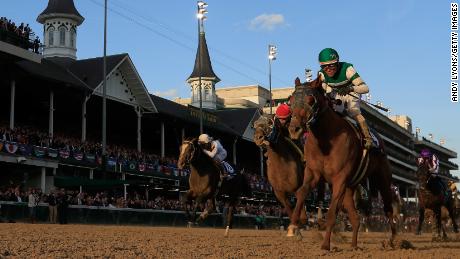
[37,0,85,60]
[187,32,220,110]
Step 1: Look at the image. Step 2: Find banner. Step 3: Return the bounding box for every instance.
[33,146,46,158]
[48,148,58,158]
[139,163,145,172]
[19,144,32,156]
[85,153,96,163]
[73,152,83,161]
[59,149,70,159]
[5,142,18,154]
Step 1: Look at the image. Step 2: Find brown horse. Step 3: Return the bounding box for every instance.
[415,160,458,239]
[253,114,308,234]
[177,138,251,237]
[287,77,396,250]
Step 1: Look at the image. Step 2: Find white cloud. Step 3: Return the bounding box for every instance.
[249,14,286,31]
[153,88,178,98]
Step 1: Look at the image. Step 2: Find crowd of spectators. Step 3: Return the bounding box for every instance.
[0,17,41,53]
[0,124,188,176]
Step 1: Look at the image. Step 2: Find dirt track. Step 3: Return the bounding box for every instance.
[1,224,460,258]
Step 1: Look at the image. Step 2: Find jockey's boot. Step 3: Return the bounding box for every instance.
[355,114,372,150]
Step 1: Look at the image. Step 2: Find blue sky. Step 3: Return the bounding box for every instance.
[4,0,460,175]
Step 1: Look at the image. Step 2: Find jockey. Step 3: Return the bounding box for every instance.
[417,148,449,196]
[198,133,228,178]
[266,103,291,144]
[318,48,372,149]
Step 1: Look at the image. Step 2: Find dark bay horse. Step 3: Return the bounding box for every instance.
[415,160,458,239]
[253,115,308,235]
[287,77,396,250]
[177,138,251,236]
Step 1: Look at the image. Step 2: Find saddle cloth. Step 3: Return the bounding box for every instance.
[222,161,236,178]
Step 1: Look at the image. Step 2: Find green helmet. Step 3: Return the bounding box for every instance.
[318,48,339,65]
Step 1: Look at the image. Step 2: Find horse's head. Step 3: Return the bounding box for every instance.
[253,114,274,146]
[415,157,431,184]
[288,76,326,140]
[178,138,199,169]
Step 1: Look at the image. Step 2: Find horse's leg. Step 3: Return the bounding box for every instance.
[343,187,360,249]
[417,207,425,235]
[224,203,234,237]
[433,206,442,240]
[288,169,319,237]
[321,181,347,251]
[446,201,459,233]
[373,165,397,244]
[184,190,195,226]
[197,198,212,222]
[192,196,203,225]
[273,190,293,221]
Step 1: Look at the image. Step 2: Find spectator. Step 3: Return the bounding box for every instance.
[57,189,69,224]
[28,188,38,224]
[47,191,57,224]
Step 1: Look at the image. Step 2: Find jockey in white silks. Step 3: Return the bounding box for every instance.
[198,134,233,179]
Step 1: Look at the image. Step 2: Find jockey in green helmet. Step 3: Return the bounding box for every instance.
[318,48,372,149]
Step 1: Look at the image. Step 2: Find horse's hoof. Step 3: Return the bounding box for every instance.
[320,244,330,251]
[352,246,363,251]
[454,228,459,233]
[286,225,297,237]
[224,226,230,238]
[187,222,193,228]
[415,231,421,235]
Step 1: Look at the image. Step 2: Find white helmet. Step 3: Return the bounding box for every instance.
[198,134,212,144]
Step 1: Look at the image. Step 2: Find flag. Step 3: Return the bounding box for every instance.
[19,144,32,156]
[33,146,46,157]
[59,149,70,159]
[73,152,83,161]
[48,148,58,158]
[139,163,145,172]
[5,142,18,154]
[85,153,96,162]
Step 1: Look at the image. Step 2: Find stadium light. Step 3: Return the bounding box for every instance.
[196,1,208,134]
[268,44,277,114]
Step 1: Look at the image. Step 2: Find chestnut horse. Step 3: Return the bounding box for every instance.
[415,160,458,239]
[177,138,251,237]
[253,114,308,234]
[287,77,396,250]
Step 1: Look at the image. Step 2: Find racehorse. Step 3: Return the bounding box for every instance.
[391,185,404,232]
[253,114,308,234]
[177,138,251,237]
[287,76,397,250]
[415,160,458,239]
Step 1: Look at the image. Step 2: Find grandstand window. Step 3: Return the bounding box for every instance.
[70,28,76,48]
[59,27,66,46]
[48,27,55,46]
[204,87,209,100]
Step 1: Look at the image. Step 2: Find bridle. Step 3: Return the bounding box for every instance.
[181,140,197,165]
[291,84,327,128]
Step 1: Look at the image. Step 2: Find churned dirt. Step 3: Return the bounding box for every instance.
[1,224,460,258]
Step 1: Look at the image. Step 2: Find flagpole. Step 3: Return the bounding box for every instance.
[102,0,108,156]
